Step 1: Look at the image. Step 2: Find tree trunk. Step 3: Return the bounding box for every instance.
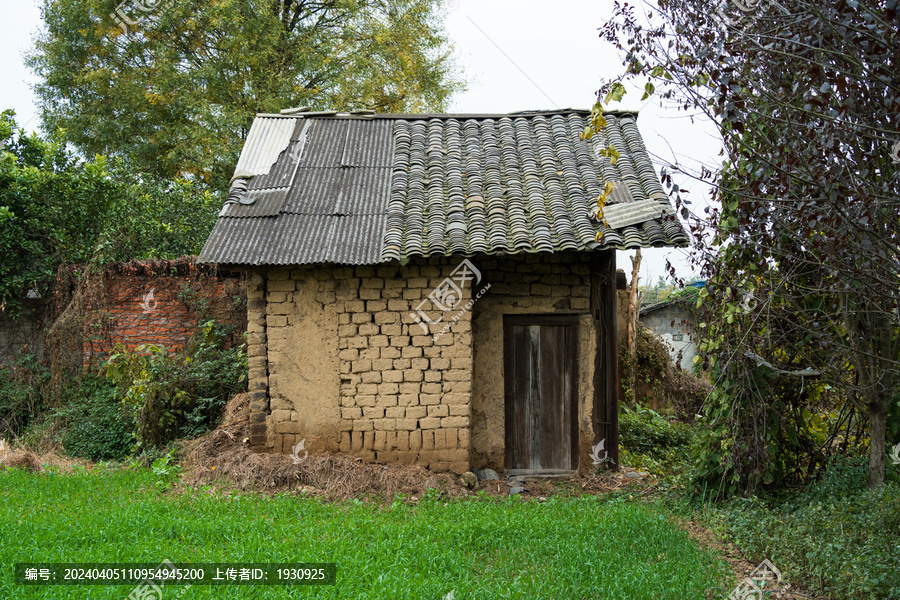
[627,249,642,402]
[868,401,886,489]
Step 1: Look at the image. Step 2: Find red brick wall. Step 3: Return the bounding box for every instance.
[82,262,246,368]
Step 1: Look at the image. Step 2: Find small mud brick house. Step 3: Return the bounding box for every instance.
[199,108,688,474]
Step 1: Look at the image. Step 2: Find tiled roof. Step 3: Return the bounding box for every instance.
[198,110,688,266]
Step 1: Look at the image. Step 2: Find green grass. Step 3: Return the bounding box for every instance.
[0,467,731,599]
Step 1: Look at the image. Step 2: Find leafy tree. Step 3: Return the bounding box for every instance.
[640,276,677,306]
[590,0,899,490]
[27,0,464,189]
[0,110,218,316]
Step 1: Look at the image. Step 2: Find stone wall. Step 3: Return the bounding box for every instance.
[247,258,476,473]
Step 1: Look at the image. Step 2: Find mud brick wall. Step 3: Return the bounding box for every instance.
[247,258,476,473]
[470,252,596,472]
[83,272,246,368]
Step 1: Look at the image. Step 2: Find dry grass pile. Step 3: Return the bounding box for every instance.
[183,394,470,500]
[0,438,89,472]
[0,444,40,472]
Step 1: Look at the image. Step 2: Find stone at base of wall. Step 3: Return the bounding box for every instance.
[273,432,469,473]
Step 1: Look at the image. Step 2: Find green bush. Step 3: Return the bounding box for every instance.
[619,406,695,457]
[0,111,220,318]
[0,354,50,438]
[618,406,696,477]
[52,376,132,461]
[106,320,247,449]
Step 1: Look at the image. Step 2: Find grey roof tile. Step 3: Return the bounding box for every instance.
[199,110,689,266]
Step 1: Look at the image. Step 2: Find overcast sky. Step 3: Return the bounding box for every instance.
[2,0,721,284]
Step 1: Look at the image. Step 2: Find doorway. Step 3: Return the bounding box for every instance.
[504,315,579,474]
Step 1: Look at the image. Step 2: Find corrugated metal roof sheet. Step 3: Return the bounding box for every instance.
[603,199,675,229]
[232,116,297,178]
[199,117,394,265]
[199,110,689,266]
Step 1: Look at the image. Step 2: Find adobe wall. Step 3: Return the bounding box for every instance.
[470,252,603,474]
[248,258,478,473]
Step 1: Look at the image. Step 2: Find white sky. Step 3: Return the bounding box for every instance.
[2,0,721,284]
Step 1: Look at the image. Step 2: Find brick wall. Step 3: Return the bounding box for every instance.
[83,265,246,368]
[247,258,474,473]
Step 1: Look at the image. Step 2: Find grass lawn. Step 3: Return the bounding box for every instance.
[0,466,732,599]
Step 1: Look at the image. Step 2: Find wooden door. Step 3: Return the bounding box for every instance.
[504,316,579,473]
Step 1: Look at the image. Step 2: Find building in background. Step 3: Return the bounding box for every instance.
[639,281,704,371]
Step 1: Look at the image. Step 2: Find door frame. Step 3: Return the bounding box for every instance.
[503,314,580,475]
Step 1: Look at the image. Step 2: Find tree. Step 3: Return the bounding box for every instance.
[27,0,463,189]
[626,249,642,403]
[590,0,899,490]
[0,110,218,316]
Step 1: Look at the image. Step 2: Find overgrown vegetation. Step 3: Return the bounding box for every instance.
[619,324,710,418]
[619,405,696,477]
[51,376,131,462]
[1,319,247,460]
[0,354,50,438]
[591,0,900,493]
[0,111,219,317]
[105,320,247,449]
[690,354,873,497]
[708,456,900,600]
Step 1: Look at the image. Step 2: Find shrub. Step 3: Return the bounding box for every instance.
[106,320,247,449]
[618,406,696,477]
[620,406,695,457]
[619,325,711,419]
[0,354,50,438]
[52,376,132,461]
